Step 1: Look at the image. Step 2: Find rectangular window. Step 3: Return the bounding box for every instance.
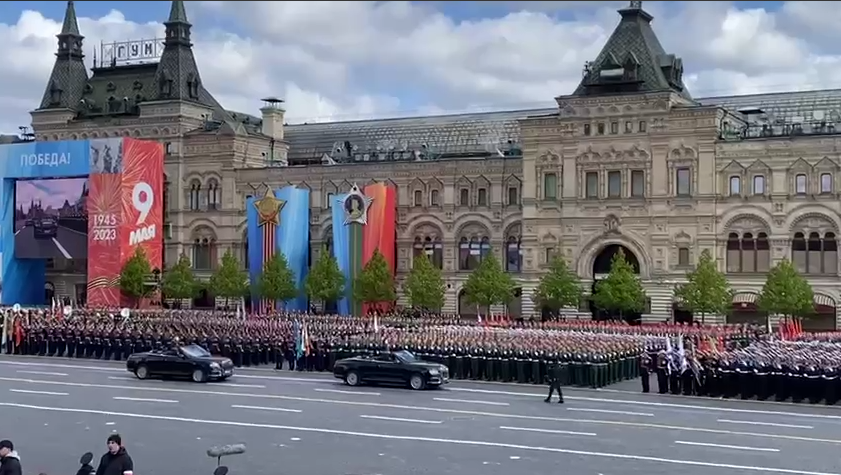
[729,176,741,196]
[753,175,765,195]
[631,170,644,197]
[676,168,691,196]
[610,122,619,134]
[597,123,605,135]
[583,124,591,136]
[639,120,647,133]
[821,173,832,193]
[460,188,470,205]
[625,121,633,133]
[477,188,487,206]
[545,247,556,263]
[795,174,807,195]
[413,190,423,206]
[325,192,334,209]
[543,173,557,200]
[508,187,519,205]
[607,171,621,198]
[678,247,690,266]
[585,172,599,198]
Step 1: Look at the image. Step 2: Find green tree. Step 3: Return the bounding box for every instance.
[303,247,346,309]
[209,249,249,306]
[120,247,154,307]
[593,249,646,319]
[403,252,446,311]
[462,252,516,317]
[160,254,199,304]
[353,248,397,313]
[673,249,733,324]
[757,259,814,326]
[257,251,298,308]
[533,254,582,317]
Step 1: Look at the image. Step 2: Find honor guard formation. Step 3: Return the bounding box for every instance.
[1,307,782,392]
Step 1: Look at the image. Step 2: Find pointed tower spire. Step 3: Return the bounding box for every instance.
[37,0,89,110]
[155,1,206,103]
[168,1,189,23]
[164,0,192,48]
[569,0,691,100]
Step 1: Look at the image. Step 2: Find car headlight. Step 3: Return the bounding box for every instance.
[210,362,221,370]
[428,368,439,375]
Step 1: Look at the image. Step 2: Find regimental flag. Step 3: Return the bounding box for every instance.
[330,183,397,316]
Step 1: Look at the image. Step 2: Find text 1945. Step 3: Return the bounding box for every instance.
[92,214,117,227]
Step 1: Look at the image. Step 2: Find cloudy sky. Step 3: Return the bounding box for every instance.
[16,178,87,211]
[0,1,838,135]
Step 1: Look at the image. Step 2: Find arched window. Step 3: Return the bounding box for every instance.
[192,238,215,270]
[506,235,522,272]
[413,237,424,260]
[458,237,471,270]
[430,189,440,206]
[413,190,423,207]
[726,232,770,273]
[325,235,333,255]
[480,236,491,260]
[189,180,201,210]
[207,179,220,209]
[793,231,837,274]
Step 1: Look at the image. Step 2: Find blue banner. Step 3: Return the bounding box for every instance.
[245,195,262,305]
[275,186,310,312]
[331,193,351,316]
[0,140,90,179]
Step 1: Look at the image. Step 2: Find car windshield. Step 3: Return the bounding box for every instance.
[394,350,418,363]
[180,345,210,358]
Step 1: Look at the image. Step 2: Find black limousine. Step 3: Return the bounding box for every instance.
[333,350,449,390]
[126,344,235,382]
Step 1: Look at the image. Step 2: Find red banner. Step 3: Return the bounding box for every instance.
[361,183,397,314]
[119,138,164,304]
[87,173,122,307]
[86,138,163,307]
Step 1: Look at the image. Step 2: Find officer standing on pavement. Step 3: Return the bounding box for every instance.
[640,352,651,393]
[544,359,564,404]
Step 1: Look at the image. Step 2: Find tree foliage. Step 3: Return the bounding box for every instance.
[757,259,814,319]
[257,251,298,307]
[673,249,733,323]
[120,247,154,304]
[593,249,646,316]
[303,247,346,307]
[462,252,516,311]
[403,252,446,311]
[353,248,397,309]
[533,254,582,315]
[160,254,199,301]
[209,249,249,301]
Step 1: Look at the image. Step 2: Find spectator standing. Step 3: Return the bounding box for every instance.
[95,434,133,475]
[0,440,22,475]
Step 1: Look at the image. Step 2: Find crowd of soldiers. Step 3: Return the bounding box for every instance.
[642,338,841,405]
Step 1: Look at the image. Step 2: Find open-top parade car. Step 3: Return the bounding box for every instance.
[332,350,450,390]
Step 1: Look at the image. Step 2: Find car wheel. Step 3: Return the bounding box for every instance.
[135,365,149,380]
[192,368,207,383]
[409,374,426,390]
[345,371,360,386]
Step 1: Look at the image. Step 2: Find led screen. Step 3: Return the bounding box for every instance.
[14,178,89,259]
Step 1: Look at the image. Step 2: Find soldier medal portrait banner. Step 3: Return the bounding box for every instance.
[0,138,164,307]
[246,186,310,312]
[331,183,397,316]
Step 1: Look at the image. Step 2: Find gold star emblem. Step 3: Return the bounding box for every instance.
[253,186,285,227]
[342,184,373,225]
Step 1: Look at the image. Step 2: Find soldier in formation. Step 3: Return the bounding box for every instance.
[1,308,659,389]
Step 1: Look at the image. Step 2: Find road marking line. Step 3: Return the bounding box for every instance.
[448,387,841,420]
[567,408,654,417]
[433,397,509,406]
[674,441,780,453]
[232,405,302,413]
[717,419,814,430]
[108,377,136,381]
[9,389,67,396]
[0,402,830,475]
[17,370,68,377]
[217,383,266,389]
[1,376,839,446]
[314,388,380,396]
[360,415,442,425]
[500,426,597,437]
[113,397,178,404]
[51,237,72,259]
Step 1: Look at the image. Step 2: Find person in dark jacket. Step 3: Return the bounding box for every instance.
[544,360,565,404]
[95,434,133,475]
[0,439,22,475]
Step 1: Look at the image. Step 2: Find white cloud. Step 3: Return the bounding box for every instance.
[1,1,841,135]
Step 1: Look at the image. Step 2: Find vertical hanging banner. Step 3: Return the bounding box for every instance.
[87,137,124,307]
[331,193,351,316]
[250,186,283,313]
[118,138,164,306]
[275,186,310,312]
[361,183,397,315]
